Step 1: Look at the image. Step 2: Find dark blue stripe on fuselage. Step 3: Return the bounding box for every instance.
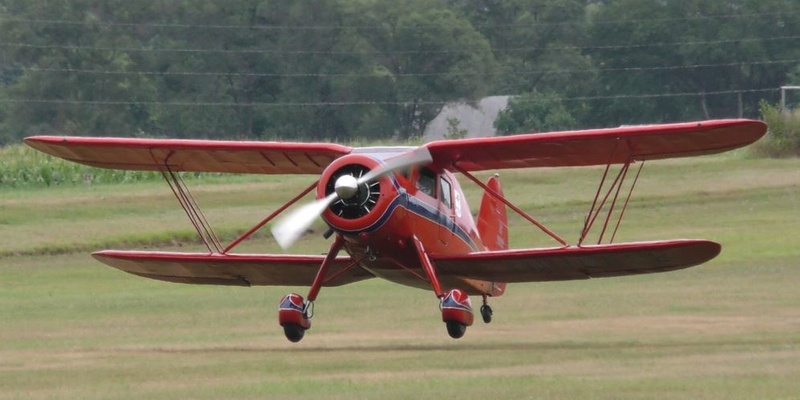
[335,176,480,251]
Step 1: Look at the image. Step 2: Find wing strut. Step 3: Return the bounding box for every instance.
[150,145,321,254]
[579,160,645,245]
[222,181,318,253]
[610,161,644,243]
[158,161,223,253]
[412,235,445,298]
[454,165,569,247]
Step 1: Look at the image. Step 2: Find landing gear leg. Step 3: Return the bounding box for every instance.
[411,236,474,339]
[278,235,344,343]
[480,294,493,324]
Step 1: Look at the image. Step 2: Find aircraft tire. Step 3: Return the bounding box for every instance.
[445,321,467,339]
[283,323,306,343]
[480,305,493,324]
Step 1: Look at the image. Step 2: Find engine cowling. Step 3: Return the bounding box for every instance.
[318,154,397,234]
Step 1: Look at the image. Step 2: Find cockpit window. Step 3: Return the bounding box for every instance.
[416,167,437,198]
[440,178,452,209]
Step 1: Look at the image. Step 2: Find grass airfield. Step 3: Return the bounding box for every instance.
[2,154,800,399]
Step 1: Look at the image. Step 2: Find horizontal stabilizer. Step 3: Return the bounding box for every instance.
[93,251,374,286]
[432,239,720,282]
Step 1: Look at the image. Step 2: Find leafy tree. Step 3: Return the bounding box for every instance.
[0,0,158,142]
[444,117,468,139]
[358,1,498,139]
[2,0,799,145]
[141,0,283,139]
[452,0,595,128]
[586,0,800,126]
[453,0,591,90]
[254,0,370,140]
[494,91,576,135]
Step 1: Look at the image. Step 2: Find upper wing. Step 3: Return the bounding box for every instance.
[26,119,765,174]
[431,240,720,282]
[425,119,766,171]
[24,136,352,174]
[92,250,374,287]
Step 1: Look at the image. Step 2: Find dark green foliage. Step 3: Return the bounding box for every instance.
[0,0,498,142]
[495,91,576,135]
[584,0,800,127]
[444,117,468,139]
[1,0,799,144]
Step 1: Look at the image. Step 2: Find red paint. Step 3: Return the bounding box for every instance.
[25,119,768,341]
[278,293,311,329]
[441,289,474,326]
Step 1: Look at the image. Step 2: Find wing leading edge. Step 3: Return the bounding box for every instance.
[26,119,765,174]
[425,119,766,171]
[94,241,714,286]
[24,136,352,174]
[92,250,374,287]
[431,240,721,282]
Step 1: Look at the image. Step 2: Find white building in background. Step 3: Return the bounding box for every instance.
[423,95,510,140]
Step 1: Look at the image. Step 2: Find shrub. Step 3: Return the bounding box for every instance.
[494,91,577,136]
[753,101,800,157]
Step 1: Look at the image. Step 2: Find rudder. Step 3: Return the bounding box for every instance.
[477,174,509,251]
[476,174,508,297]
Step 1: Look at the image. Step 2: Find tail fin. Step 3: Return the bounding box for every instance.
[477,174,508,297]
[477,174,508,251]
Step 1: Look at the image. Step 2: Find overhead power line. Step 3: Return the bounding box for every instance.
[3,35,800,55]
[0,88,779,108]
[19,59,800,79]
[6,9,800,30]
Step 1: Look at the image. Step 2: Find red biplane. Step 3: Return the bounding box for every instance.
[25,119,766,342]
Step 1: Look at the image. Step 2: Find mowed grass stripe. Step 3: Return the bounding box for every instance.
[1,155,799,399]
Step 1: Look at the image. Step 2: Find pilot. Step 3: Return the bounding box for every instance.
[416,168,436,197]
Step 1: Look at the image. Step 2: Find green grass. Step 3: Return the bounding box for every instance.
[1,155,800,399]
[0,143,243,188]
[0,144,162,187]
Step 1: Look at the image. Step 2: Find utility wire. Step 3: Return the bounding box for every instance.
[3,35,800,55]
[19,58,800,79]
[0,88,779,108]
[6,9,800,30]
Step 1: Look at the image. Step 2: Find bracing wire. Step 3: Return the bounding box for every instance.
[16,58,800,79]
[6,9,800,31]
[0,88,780,108]
[3,34,800,55]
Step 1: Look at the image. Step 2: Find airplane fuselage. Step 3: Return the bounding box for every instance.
[319,153,503,296]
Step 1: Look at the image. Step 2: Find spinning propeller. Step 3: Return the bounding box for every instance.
[271,147,432,249]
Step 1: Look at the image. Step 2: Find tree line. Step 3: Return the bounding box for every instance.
[1,0,798,145]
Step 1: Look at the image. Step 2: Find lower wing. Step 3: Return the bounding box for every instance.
[93,251,374,287]
[94,240,717,287]
[431,240,720,282]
